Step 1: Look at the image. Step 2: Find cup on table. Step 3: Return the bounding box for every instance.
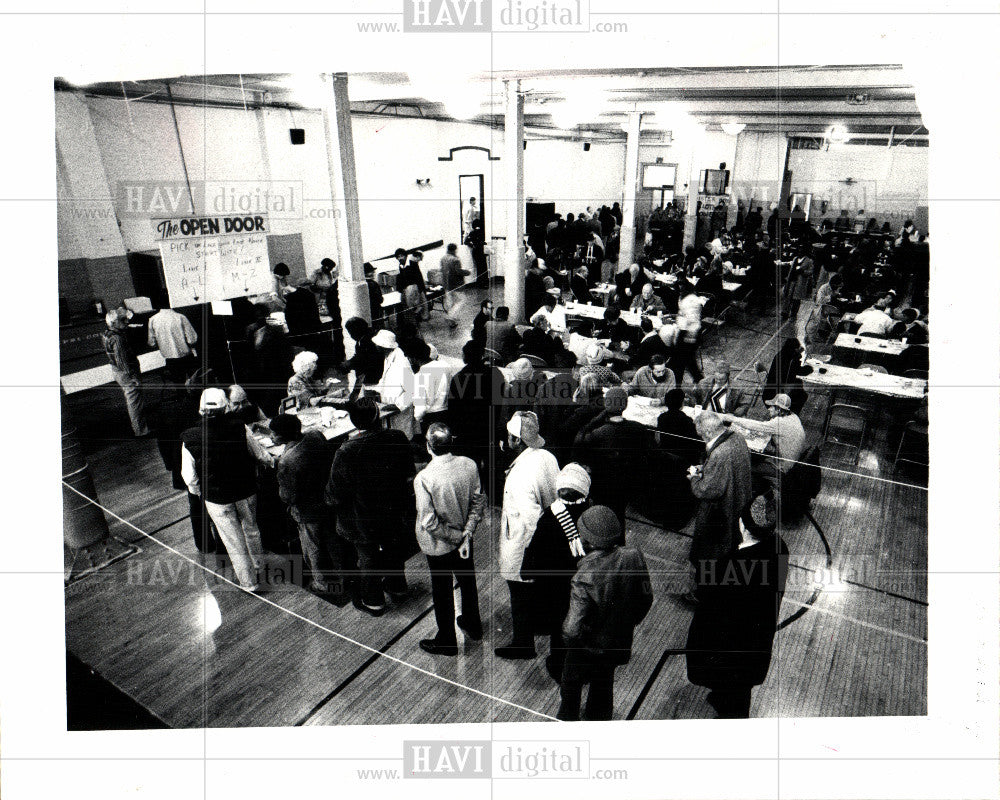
[320,406,335,427]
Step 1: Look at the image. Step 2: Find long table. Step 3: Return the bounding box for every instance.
[833,333,907,358]
[801,359,927,400]
[564,300,670,329]
[621,395,772,454]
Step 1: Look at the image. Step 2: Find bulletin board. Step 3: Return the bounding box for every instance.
[154,214,273,307]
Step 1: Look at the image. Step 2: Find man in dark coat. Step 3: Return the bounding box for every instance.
[686,493,789,718]
[558,505,653,721]
[521,463,592,682]
[687,411,752,569]
[271,414,347,604]
[573,387,650,527]
[324,397,415,616]
[447,340,505,476]
[362,262,385,330]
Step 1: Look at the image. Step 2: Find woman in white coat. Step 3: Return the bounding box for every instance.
[371,329,417,439]
[495,411,559,660]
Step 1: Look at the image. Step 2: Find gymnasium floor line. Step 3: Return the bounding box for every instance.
[63,480,559,722]
[293,605,436,727]
[623,506,834,721]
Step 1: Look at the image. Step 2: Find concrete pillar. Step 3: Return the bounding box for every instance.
[682,126,705,249]
[321,72,370,354]
[503,79,526,323]
[616,111,643,271]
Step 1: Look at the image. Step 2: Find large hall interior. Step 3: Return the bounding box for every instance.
[57,65,929,728]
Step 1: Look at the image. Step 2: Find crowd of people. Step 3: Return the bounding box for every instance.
[94,196,931,720]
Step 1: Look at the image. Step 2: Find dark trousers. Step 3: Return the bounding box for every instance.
[706,685,753,719]
[506,579,538,648]
[557,649,616,721]
[674,339,703,383]
[188,491,224,554]
[165,355,198,384]
[350,539,406,606]
[426,543,481,646]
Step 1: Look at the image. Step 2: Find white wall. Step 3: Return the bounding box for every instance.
[523,138,626,216]
[787,143,928,226]
[732,130,787,210]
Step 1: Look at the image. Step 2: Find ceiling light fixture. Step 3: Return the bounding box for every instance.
[721,121,746,136]
[826,124,850,144]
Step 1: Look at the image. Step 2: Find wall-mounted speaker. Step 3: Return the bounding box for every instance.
[719,162,726,170]
[523,140,527,150]
[583,142,591,151]
[289,128,305,145]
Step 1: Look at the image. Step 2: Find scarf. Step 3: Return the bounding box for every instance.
[551,499,586,558]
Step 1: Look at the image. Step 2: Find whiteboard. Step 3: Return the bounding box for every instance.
[642,164,676,189]
[155,215,273,307]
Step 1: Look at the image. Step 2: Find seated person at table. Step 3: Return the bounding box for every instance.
[854,297,895,338]
[577,343,623,389]
[693,361,751,417]
[630,283,667,315]
[342,317,385,386]
[595,306,632,343]
[287,351,335,410]
[531,295,567,333]
[502,358,542,422]
[628,354,677,402]
[471,299,493,345]
[634,317,667,368]
[719,393,805,478]
[484,305,521,362]
[656,388,703,465]
[814,272,843,308]
[613,262,647,309]
[570,266,591,303]
[520,316,559,365]
[899,307,928,345]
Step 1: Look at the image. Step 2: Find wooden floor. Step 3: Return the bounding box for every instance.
[64,284,927,727]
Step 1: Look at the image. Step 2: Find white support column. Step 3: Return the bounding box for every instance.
[616,110,643,272]
[682,125,705,249]
[321,72,369,353]
[503,79,526,323]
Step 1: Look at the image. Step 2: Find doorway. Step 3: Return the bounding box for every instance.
[458,174,484,243]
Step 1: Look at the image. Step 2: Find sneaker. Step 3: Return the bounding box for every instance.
[419,639,458,656]
[494,644,536,660]
[456,615,483,640]
[352,597,386,617]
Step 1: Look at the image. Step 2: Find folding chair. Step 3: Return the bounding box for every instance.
[823,403,867,465]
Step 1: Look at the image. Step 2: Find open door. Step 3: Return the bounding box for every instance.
[459,174,484,242]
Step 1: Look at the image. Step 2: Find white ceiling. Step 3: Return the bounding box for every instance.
[57,65,926,141]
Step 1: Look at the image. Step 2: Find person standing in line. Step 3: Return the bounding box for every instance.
[520,463,592,682]
[324,397,416,617]
[370,329,417,439]
[271,414,348,605]
[362,262,385,331]
[147,306,198,384]
[686,493,789,718]
[102,306,151,437]
[414,423,487,656]
[463,196,480,240]
[685,411,752,599]
[558,506,653,721]
[397,250,429,325]
[181,388,264,591]
[495,411,559,660]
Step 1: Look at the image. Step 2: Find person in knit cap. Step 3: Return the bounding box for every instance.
[559,505,653,721]
[573,386,650,527]
[496,411,559,660]
[685,493,789,718]
[521,463,593,681]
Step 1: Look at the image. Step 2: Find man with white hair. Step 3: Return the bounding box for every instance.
[181,388,263,590]
[630,282,667,315]
[496,411,559,660]
[101,306,151,436]
[687,411,752,580]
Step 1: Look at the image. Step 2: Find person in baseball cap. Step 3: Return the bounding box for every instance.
[764,392,792,412]
[506,410,545,449]
[198,387,230,417]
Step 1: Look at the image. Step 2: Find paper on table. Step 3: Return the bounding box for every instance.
[211,300,234,316]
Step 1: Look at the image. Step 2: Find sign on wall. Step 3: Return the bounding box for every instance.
[153,214,272,307]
